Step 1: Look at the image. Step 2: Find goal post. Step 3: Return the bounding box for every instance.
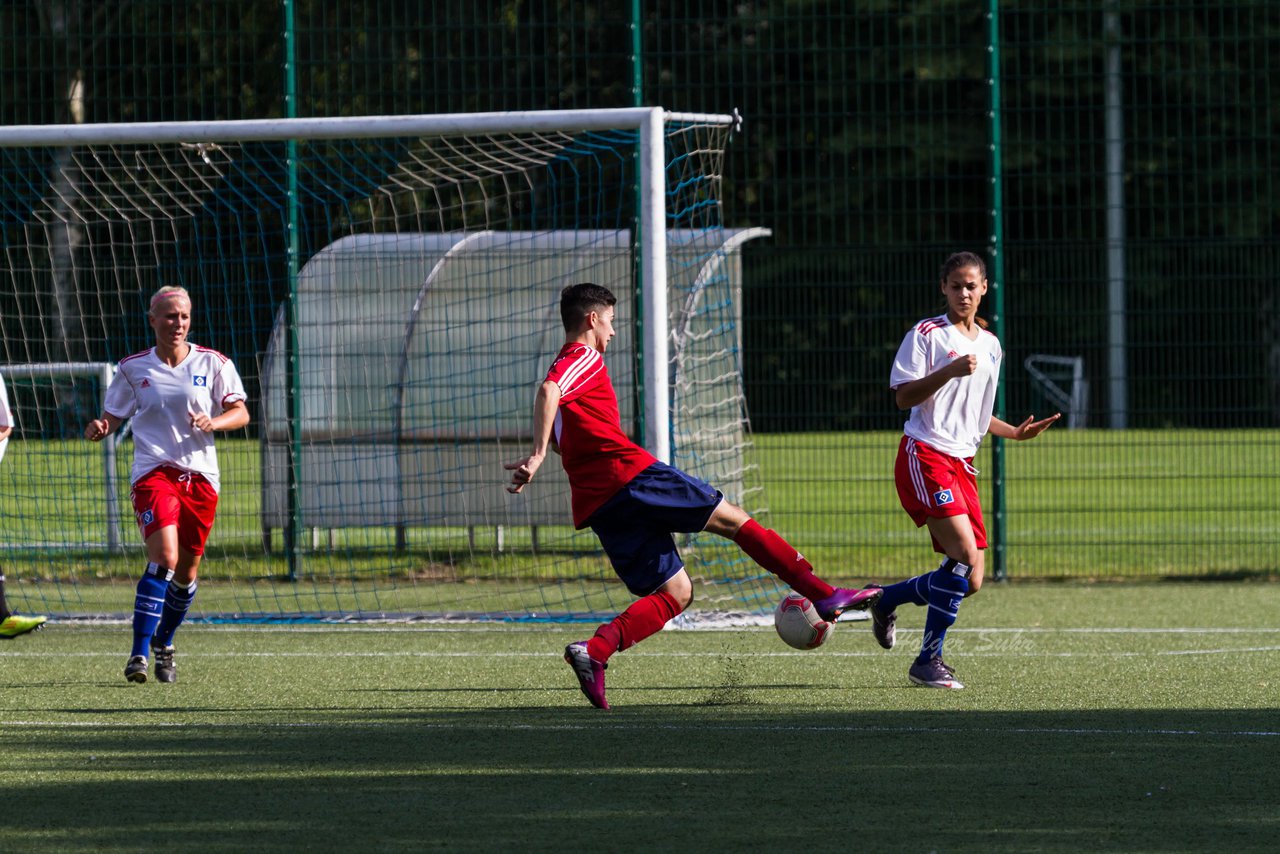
[0,109,782,624]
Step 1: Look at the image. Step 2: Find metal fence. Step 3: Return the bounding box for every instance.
[3,1,1276,578]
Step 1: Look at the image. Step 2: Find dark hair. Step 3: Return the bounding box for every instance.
[938,251,986,283]
[938,251,990,329]
[560,282,617,332]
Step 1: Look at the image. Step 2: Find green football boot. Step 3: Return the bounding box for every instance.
[0,613,47,639]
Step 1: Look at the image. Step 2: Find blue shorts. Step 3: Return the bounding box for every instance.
[587,462,724,596]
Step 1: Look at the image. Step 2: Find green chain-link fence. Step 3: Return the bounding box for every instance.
[3,1,1276,579]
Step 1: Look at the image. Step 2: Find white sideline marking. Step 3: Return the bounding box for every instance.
[1,718,1277,738]
[26,623,1280,634]
[4,645,1280,659]
[960,627,1280,634]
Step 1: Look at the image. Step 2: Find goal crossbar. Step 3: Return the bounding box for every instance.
[0,109,737,147]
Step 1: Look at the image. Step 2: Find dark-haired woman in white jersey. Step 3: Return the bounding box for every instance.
[870,252,1059,689]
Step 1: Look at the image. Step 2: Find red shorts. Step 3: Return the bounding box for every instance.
[894,436,987,553]
[130,466,219,555]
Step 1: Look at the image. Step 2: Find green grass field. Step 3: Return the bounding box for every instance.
[2,428,1276,621]
[3,582,1278,852]
[755,429,1280,577]
[4,429,1278,580]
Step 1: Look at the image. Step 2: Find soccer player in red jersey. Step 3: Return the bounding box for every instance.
[84,286,249,683]
[871,252,1059,689]
[505,283,881,709]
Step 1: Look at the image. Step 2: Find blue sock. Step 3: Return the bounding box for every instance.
[153,580,198,649]
[917,559,971,664]
[131,563,172,658]
[875,574,930,613]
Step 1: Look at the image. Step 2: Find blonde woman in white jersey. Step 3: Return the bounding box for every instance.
[84,286,249,683]
[868,252,1059,689]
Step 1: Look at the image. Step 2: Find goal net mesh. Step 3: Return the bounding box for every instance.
[0,114,786,624]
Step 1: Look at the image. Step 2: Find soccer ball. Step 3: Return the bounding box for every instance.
[773,593,834,650]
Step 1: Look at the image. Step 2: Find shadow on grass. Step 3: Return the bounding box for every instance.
[6,706,1278,852]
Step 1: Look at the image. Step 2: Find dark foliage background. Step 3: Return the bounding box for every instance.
[2,0,1277,432]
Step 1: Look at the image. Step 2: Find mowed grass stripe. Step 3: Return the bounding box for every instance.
[5,719,1280,739]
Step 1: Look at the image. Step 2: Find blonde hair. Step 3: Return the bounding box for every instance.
[148,285,191,315]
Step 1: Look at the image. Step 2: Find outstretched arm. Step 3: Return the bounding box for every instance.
[504,380,561,494]
[988,412,1061,441]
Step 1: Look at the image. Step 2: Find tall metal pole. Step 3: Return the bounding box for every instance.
[630,0,643,108]
[1105,3,1128,429]
[987,0,1009,581]
[283,0,302,577]
[630,0,655,454]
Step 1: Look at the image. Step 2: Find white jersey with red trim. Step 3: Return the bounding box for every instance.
[889,315,1002,459]
[0,372,12,464]
[103,344,247,492]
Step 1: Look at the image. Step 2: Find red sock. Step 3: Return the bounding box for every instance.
[733,519,834,601]
[586,589,684,664]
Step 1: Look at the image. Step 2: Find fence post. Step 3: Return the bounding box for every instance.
[282,0,302,578]
[987,0,1009,582]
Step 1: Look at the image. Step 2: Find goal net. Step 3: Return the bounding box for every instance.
[0,109,784,624]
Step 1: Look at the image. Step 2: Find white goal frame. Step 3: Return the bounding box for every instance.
[1,108,789,622]
[1,107,740,464]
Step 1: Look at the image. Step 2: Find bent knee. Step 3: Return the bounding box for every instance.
[965,562,985,595]
[660,570,694,609]
[670,576,694,609]
[705,501,750,538]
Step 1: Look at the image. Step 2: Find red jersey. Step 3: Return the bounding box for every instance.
[546,342,656,527]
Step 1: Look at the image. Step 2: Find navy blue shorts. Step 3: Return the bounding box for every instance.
[586,462,724,596]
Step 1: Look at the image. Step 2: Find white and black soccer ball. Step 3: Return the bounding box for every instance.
[773,593,834,650]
